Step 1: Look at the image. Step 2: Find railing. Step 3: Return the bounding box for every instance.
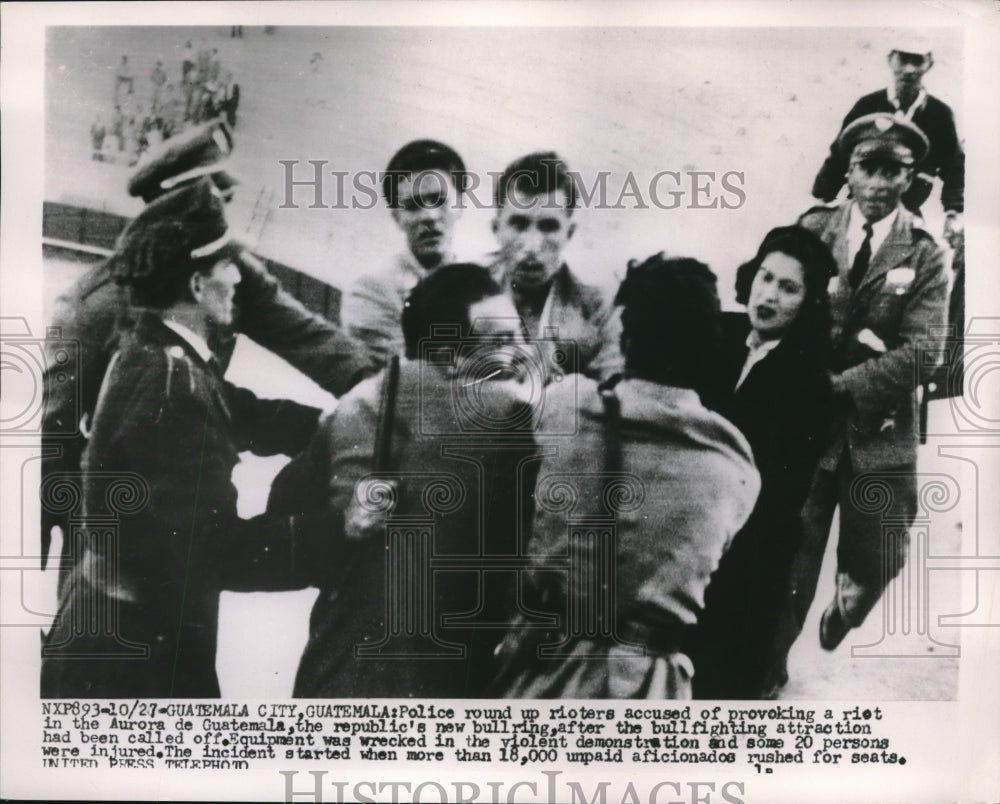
[42,200,343,326]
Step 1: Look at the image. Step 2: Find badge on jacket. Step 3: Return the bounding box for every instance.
[885,267,916,293]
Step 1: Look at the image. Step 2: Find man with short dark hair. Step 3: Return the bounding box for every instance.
[284,263,535,697]
[811,34,964,240]
[340,139,469,367]
[492,151,623,382]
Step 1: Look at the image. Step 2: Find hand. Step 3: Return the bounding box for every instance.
[345,477,397,541]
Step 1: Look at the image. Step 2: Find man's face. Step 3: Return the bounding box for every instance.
[492,188,575,290]
[846,155,912,223]
[194,257,241,327]
[391,169,461,270]
[459,294,528,382]
[888,51,932,94]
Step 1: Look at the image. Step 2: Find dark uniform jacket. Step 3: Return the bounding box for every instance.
[798,203,950,471]
[41,249,374,574]
[812,89,964,213]
[688,313,833,698]
[41,312,334,698]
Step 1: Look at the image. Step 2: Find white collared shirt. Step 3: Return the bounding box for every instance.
[886,84,927,122]
[847,203,898,268]
[735,331,781,390]
[162,318,214,365]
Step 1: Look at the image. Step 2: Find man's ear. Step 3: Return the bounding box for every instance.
[567,220,577,241]
[925,54,934,72]
[189,271,204,302]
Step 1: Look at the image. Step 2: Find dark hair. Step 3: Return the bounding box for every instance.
[734,225,835,358]
[114,221,238,308]
[614,254,721,395]
[382,139,467,208]
[494,151,577,211]
[401,263,504,359]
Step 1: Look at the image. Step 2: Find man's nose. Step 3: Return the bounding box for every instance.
[520,226,544,253]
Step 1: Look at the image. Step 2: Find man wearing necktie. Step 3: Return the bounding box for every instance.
[769,113,951,671]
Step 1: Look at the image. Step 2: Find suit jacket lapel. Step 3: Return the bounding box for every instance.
[821,205,853,329]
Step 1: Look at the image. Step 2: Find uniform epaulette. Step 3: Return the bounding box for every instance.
[909,217,942,248]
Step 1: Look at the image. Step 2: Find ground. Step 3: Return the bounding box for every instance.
[40,25,968,699]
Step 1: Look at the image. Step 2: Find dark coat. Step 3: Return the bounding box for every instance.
[41,312,334,698]
[812,89,964,213]
[688,313,833,698]
[41,249,375,576]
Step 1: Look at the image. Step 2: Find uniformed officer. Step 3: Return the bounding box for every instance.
[811,32,964,242]
[41,120,376,582]
[41,179,341,698]
[771,113,951,668]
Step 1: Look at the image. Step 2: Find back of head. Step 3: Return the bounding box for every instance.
[615,254,721,395]
[402,263,502,359]
[383,139,467,208]
[494,151,577,210]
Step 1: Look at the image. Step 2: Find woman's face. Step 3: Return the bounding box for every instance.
[747,251,806,340]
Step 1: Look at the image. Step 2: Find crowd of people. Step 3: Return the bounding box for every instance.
[42,35,963,700]
[91,41,239,166]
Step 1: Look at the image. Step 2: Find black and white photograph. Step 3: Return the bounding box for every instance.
[1,1,998,802]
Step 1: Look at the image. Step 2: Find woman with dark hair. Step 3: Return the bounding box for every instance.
[494,254,760,699]
[687,224,837,699]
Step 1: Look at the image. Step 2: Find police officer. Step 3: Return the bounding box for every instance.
[771,114,951,670]
[41,120,376,582]
[41,179,341,698]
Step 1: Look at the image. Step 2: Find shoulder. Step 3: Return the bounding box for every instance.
[797,202,840,231]
[352,255,418,295]
[854,90,888,109]
[923,94,956,120]
[117,321,213,408]
[900,210,946,257]
[334,370,384,418]
[539,373,600,431]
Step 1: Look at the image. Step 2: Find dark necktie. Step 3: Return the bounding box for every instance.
[849,222,874,290]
